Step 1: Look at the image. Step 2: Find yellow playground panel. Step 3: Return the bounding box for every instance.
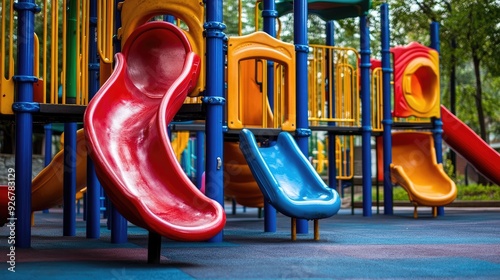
[117,0,205,97]
[227,31,296,131]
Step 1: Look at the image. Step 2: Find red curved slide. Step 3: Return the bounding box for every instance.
[84,22,225,241]
[441,105,500,185]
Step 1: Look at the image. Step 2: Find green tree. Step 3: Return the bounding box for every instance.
[389,0,500,143]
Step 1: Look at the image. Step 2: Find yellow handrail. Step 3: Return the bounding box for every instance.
[253,0,281,39]
[254,0,261,32]
[77,0,90,105]
[97,0,114,64]
[336,135,354,180]
[371,67,383,132]
[62,0,67,103]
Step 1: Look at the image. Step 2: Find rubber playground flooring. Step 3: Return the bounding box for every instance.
[1,205,499,279]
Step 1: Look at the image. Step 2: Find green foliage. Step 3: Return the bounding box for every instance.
[392,187,409,201]
[388,0,500,142]
[368,184,500,202]
[457,184,500,201]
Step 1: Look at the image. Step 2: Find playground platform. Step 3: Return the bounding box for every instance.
[1,205,499,279]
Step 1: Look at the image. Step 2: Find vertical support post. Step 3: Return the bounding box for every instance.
[86,0,101,238]
[63,122,77,236]
[381,3,393,215]
[294,0,310,233]
[430,21,445,216]
[13,0,39,248]
[109,0,128,242]
[44,124,53,166]
[62,0,78,237]
[110,203,128,243]
[326,20,338,192]
[195,131,205,189]
[262,0,277,233]
[262,0,276,109]
[313,219,319,240]
[43,124,52,214]
[163,15,175,23]
[204,0,226,242]
[359,15,372,217]
[147,231,162,264]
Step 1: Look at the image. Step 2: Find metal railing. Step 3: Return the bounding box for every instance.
[308,44,360,127]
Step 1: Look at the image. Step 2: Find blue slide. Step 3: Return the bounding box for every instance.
[239,129,341,220]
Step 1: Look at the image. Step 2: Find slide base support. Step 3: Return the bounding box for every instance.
[147,231,161,264]
[313,219,319,241]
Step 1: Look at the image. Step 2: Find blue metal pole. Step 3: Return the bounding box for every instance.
[430,21,445,216]
[44,124,53,166]
[326,20,338,192]
[42,124,52,214]
[163,15,175,23]
[294,0,309,233]
[195,131,205,189]
[359,15,372,217]
[204,0,226,242]
[63,122,77,236]
[109,0,128,242]
[13,0,39,248]
[110,203,127,243]
[62,0,79,236]
[86,0,101,238]
[263,0,276,108]
[381,3,393,215]
[262,0,277,233]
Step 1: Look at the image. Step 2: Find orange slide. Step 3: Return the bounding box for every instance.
[31,129,88,212]
[389,132,457,217]
[0,129,87,226]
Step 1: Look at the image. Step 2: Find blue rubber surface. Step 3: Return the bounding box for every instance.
[1,207,500,279]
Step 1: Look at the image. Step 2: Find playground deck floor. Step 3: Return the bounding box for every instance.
[1,204,499,279]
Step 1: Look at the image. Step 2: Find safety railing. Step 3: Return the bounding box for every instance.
[309,133,354,180]
[1,0,90,114]
[308,44,360,127]
[335,135,354,180]
[36,0,89,106]
[97,0,114,64]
